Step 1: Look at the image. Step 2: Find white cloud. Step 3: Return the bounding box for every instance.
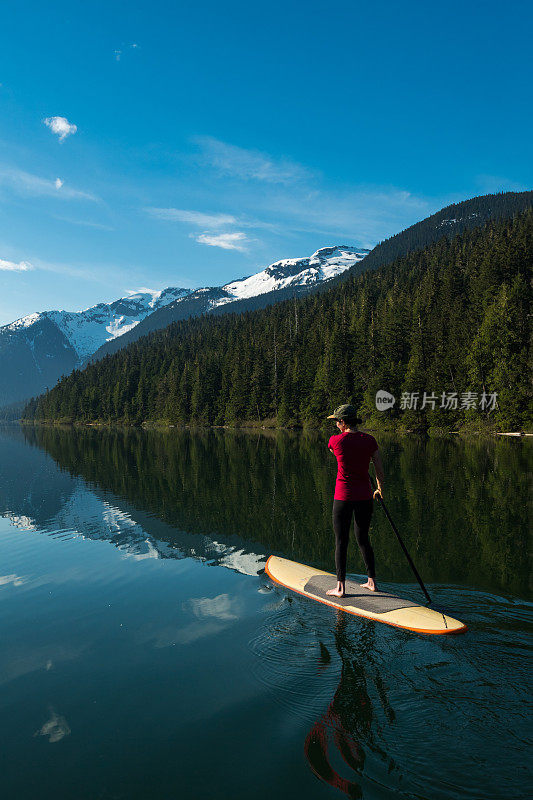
[0,166,97,201]
[195,231,248,251]
[145,140,441,251]
[0,257,33,272]
[125,287,159,296]
[7,254,113,283]
[195,136,312,184]
[146,207,238,227]
[147,206,252,251]
[43,116,77,142]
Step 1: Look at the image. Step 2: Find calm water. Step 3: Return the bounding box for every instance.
[0,425,531,800]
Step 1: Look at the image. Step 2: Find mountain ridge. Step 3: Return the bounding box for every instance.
[87,245,369,363]
[345,190,533,276]
[0,245,368,409]
[24,208,532,432]
[5,191,533,415]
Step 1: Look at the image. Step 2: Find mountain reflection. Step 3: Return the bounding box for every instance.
[0,426,266,576]
[0,425,530,597]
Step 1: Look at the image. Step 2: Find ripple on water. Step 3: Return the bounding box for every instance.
[250,575,533,800]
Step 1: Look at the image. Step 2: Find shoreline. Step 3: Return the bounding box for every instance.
[14,419,533,438]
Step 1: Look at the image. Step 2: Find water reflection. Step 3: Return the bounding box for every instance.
[304,613,377,799]
[0,425,266,576]
[0,425,531,800]
[34,708,71,743]
[5,425,529,598]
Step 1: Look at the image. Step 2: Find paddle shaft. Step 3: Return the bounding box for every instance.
[370,477,432,603]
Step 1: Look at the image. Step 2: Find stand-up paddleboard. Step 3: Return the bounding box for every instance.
[265,556,467,635]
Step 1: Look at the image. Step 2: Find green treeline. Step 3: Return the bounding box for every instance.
[24,211,533,431]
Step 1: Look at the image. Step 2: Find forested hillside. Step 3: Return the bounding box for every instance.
[87,190,533,366]
[24,211,533,432]
[343,190,533,276]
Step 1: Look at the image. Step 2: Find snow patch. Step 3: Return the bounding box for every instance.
[439,212,480,227]
[6,312,42,331]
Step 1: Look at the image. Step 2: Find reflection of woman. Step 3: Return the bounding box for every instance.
[304,611,394,799]
[326,405,384,597]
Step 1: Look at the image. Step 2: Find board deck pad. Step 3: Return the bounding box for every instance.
[303,575,419,614]
[266,555,467,635]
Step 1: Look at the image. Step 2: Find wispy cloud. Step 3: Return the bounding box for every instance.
[0,257,33,272]
[0,166,97,201]
[13,254,112,283]
[147,205,252,252]
[255,186,432,247]
[146,206,277,232]
[52,215,113,230]
[195,232,249,251]
[0,573,26,586]
[146,207,238,227]
[182,136,438,248]
[147,140,441,254]
[475,174,528,194]
[194,136,313,185]
[126,287,159,296]
[43,116,77,142]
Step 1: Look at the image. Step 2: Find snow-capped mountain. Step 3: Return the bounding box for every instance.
[88,245,369,363]
[218,245,364,305]
[5,287,190,361]
[0,245,369,409]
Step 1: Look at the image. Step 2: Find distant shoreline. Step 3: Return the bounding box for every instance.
[15,419,533,438]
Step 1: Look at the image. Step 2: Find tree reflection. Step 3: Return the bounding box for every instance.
[17,425,530,598]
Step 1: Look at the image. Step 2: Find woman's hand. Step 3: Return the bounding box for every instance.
[371,449,385,502]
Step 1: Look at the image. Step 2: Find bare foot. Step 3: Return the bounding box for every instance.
[360,579,378,592]
[326,583,345,598]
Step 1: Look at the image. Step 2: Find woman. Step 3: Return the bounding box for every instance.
[326,404,384,597]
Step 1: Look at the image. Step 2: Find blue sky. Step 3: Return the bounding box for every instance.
[0,0,531,325]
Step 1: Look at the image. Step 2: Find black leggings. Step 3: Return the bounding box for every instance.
[332,498,375,582]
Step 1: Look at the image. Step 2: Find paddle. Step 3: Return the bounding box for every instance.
[370,476,432,603]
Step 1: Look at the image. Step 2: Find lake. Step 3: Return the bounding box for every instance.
[0,425,531,800]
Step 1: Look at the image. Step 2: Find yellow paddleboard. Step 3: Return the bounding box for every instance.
[265,556,467,635]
